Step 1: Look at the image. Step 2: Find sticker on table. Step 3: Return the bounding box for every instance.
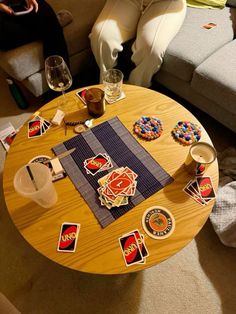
[57,222,80,252]
[142,206,175,239]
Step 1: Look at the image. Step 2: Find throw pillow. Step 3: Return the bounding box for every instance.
[187,0,227,8]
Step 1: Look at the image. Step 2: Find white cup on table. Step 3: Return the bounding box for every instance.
[184,142,217,176]
[14,163,58,208]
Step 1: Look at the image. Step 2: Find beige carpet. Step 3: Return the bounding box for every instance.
[1,76,236,314]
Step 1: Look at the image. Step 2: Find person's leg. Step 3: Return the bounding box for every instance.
[129,0,186,87]
[33,0,69,65]
[89,0,141,82]
[0,0,69,65]
[0,12,36,50]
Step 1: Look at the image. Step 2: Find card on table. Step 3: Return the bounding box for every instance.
[76,88,88,105]
[183,181,206,205]
[196,176,216,199]
[119,229,149,266]
[28,115,51,138]
[97,166,138,209]
[124,229,149,260]
[28,120,42,138]
[57,222,80,252]
[119,232,144,266]
[84,153,113,175]
[183,176,215,206]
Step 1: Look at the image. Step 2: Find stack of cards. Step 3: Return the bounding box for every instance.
[183,176,216,206]
[97,166,137,209]
[119,229,149,267]
[84,153,113,175]
[28,115,51,138]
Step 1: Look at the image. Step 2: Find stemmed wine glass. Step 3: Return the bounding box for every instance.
[45,55,73,114]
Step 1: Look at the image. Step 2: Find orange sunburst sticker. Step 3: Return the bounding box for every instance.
[142,206,175,239]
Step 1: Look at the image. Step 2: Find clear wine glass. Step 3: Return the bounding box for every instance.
[45,55,73,114]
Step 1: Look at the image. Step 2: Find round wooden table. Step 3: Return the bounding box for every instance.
[3,85,218,274]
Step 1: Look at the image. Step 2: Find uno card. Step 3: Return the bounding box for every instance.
[57,222,80,252]
[119,233,144,266]
[183,182,206,205]
[84,153,111,175]
[124,229,149,260]
[97,166,138,209]
[42,118,51,133]
[107,172,133,196]
[183,180,212,206]
[35,115,51,134]
[196,176,216,199]
[76,88,88,105]
[28,119,42,138]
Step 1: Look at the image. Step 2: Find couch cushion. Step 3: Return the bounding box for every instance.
[0,0,106,81]
[0,41,44,81]
[161,6,235,82]
[191,40,236,115]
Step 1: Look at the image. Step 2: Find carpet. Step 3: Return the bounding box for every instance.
[1,76,236,314]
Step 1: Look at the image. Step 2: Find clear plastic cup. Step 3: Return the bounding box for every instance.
[14,163,58,208]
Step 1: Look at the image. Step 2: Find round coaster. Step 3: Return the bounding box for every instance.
[29,155,53,171]
[74,124,87,133]
[142,206,175,239]
[133,116,163,140]
[172,121,201,145]
[29,155,51,164]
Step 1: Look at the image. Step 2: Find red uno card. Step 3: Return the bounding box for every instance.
[28,120,42,138]
[196,176,216,199]
[84,153,110,175]
[124,230,149,260]
[119,233,143,266]
[107,172,133,196]
[183,182,206,206]
[57,222,80,252]
[76,88,88,105]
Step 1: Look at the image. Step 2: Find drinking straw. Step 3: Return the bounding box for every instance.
[26,165,38,191]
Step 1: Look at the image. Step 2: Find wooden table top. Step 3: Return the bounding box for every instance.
[3,84,219,274]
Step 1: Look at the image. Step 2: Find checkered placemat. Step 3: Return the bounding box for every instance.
[52,117,173,228]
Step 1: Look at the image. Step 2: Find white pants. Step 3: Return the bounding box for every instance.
[89,0,186,87]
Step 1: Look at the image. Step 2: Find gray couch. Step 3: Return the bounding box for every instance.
[0,0,235,133]
[153,3,236,133]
